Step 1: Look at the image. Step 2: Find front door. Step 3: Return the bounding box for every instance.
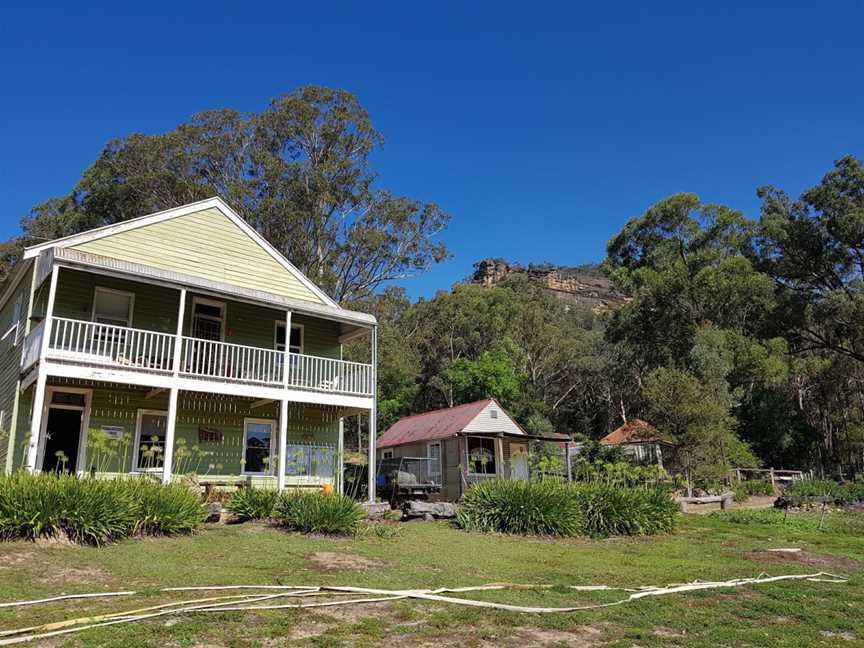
[42,408,83,473]
[510,442,529,480]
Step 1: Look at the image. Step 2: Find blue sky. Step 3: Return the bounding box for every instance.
[1,2,862,299]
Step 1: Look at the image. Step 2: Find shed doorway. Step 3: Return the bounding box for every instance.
[510,442,529,480]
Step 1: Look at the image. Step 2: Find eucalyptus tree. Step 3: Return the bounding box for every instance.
[4,87,450,302]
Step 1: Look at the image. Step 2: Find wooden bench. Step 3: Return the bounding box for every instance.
[676,492,734,513]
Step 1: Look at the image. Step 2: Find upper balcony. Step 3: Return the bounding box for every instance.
[21,264,375,403]
[23,317,373,397]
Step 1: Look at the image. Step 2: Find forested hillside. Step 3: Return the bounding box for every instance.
[363,157,864,481]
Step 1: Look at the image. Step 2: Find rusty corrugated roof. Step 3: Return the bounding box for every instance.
[377,399,494,449]
[600,419,672,445]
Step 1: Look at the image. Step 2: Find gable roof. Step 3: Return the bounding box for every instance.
[23,197,338,308]
[600,419,673,446]
[377,399,497,449]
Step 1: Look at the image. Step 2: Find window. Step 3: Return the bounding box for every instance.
[467,437,497,475]
[427,442,441,483]
[134,410,167,471]
[243,419,274,474]
[1,293,22,349]
[274,321,304,354]
[490,409,498,419]
[382,450,393,460]
[191,298,225,341]
[92,287,134,327]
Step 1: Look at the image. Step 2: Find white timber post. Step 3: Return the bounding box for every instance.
[277,310,292,491]
[367,326,377,503]
[337,417,345,494]
[24,264,59,472]
[565,442,572,482]
[162,287,186,484]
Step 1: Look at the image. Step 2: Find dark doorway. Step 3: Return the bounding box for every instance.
[42,408,83,473]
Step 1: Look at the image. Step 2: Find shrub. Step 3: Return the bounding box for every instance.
[125,478,206,535]
[456,479,582,536]
[228,487,278,521]
[784,479,864,505]
[0,472,136,544]
[0,472,204,544]
[456,479,679,538]
[573,483,679,537]
[273,489,364,535]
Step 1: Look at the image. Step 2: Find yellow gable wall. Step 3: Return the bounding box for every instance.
[70,207,326,304]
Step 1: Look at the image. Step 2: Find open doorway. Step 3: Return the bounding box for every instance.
[42,408,83,473]
[38,388,91,474]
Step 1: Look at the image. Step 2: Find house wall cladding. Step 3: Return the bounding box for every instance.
[7,379,339,475]
[70,207,325,304]
[462,401,524,436]
[0,264,34,470]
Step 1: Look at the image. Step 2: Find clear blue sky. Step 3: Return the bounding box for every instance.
[2,2,862,299]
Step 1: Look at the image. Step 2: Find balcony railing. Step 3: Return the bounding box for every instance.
[30,317,373,397]
[49,317,175,372]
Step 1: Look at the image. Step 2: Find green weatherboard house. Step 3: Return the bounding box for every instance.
[0,197,378,496]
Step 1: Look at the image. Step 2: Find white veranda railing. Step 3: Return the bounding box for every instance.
[40,317,373,397]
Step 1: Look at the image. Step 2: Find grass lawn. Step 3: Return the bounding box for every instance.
[0,512,861,647]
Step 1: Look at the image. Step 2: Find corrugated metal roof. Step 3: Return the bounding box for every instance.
[377,399,494,448]
[600,419,672,445]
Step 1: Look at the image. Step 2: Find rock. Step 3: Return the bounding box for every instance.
[471,259,626,313]
[205,502,222,523]
[361,502,391,520]
[423,513,435,522]
[402,500,459,519]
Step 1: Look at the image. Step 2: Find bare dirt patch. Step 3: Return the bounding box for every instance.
[491,625,607,647]
[305,551,384,571]
[0,551,36,567]
[37,566,110,585]
[744,549,858,572]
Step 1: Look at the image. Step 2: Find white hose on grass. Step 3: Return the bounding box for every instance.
[0,572,848,645]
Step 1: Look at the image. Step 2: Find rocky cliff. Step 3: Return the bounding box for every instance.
[470,259,626,312]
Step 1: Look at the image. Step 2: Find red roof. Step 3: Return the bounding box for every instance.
[377,399,495,449]
[600,419,671,445]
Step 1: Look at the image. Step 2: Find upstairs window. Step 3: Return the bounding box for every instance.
[275,321,304,354]
[92,287,134,328]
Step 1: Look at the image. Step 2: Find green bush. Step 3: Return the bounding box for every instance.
[125,478,206,535]
[455,479,678,538]
[0,472,204,544]
[228,487,279,521]
[273,489,364,535]
[573,483,679,537]
[785,479,864,505]
[456,479,582,536]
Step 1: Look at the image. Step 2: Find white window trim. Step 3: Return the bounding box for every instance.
[36,386,92,476]
[427,441,442,482]
[132,408,168,473]
[466,436,498,476]
[274,320,304,354]
[382,450,393,460]
[191,296,226,341]
[242,417,276,476]
[91,286,135,327]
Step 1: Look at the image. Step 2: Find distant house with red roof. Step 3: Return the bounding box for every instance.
[377,398,569,500]
[599,419,674,466]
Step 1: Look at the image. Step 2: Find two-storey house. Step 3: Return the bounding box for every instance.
[0,198,377,497]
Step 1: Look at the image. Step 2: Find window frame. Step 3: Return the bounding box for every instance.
[427,441,442,483]
[132,408,168,473]
[466,436,498,476]
[91,286,135,328]
[274,321,304,354]
[242,417,276,476]
[382,450,393,460]
[190,296,226,341]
